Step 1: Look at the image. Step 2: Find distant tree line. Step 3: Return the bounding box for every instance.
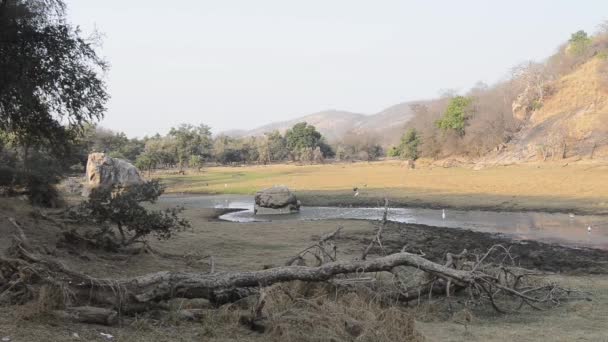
[68,121,341,174]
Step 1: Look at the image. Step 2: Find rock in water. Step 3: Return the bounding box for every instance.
[254,186,300,215]
[84,153,143,195]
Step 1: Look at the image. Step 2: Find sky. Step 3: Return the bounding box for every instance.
[68,0,608,137]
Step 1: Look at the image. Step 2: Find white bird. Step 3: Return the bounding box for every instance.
[569,213,575,218]
[354,191,359,197]
[442,209,446,220]
[587,225,592,232]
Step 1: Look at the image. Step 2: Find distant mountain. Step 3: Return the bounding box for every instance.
[222,103,418,144]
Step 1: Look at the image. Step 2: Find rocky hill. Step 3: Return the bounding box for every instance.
[494,58,608,162]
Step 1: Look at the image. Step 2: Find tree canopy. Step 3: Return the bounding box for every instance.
[0,0,108,152]
[436,96,473,136]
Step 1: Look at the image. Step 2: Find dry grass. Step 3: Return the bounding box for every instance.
[158,160,608,214]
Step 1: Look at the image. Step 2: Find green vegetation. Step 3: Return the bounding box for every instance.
[73,180,190,247]
[435,96,473,136]
[285,122,334,160]
[0,0,108,206]
[568,30,591,55]
[389,128,421,160]
[168,124,213,170]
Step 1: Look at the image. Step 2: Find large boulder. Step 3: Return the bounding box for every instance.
[85,153,143,193]
[254,186,300,215]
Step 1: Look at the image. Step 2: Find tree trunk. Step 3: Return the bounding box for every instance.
[11,243,473,308]
[53,306,118,326]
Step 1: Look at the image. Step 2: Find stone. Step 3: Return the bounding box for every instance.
[84,153,143,194]
[254,186,300,215]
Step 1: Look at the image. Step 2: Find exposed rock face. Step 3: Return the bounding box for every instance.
[85,153,143,193]
[254,186,300,215]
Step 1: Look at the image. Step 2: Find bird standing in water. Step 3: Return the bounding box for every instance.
[442,209,446,220]
[353,187,359,197]
[587,225,592,232]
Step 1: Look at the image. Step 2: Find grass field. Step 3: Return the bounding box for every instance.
[157,160,608,214]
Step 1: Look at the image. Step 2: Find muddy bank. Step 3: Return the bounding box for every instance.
[340,221,608,274]
[295,191,608,216]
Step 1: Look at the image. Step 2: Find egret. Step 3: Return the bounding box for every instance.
[442,209,446,220]
[353,187,359,197]
[588,225,592,232]
[569,213,575,218]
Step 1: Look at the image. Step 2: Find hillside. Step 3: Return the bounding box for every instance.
[498,58,608,162]
[224,103,417,144]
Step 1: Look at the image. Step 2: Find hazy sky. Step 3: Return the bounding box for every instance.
[68,0,608,137]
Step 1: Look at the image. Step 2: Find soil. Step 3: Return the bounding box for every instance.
[341,221,608,274]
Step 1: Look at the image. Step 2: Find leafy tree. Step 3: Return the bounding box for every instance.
[0,0,108,153]
[436,96,473,136]
[189,154,203,171]
[0,1,107,205]
[299,147,314,164]
[397,128,421,160]
[285,122,322,152]
[265,130,288,161]
[285,122,333,160]
[387,146,400,158]
[312,146,324,164]
[74,180,190,247]
[135,152,157,176]
[568,30,591,55]
[168,124,212,170]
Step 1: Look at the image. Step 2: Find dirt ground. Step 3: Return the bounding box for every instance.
[1,197,608,341]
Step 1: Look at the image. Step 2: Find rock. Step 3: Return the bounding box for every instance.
[84,153,143,194]
[254,186,300,215]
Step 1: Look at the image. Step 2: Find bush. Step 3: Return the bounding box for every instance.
[436,96,474,136]
[74,180,190,247]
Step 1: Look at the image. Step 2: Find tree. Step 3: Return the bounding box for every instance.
[168,124,212,170]
[568,30,591,55]
[0,0,108,206]
[135,152,157,177]
[265,130,288,162]
[397,129,421,160]
[436,96,474,136]
[339,131,383,161]
[0,0,108,153]
[285,122,322,151]
[74,180,190,248]
[312,146,324,164]
[189,154,203,171]
[299,147,314,164]
[285,122,333,160]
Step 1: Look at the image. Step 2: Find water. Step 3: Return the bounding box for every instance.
[160,194,608,250]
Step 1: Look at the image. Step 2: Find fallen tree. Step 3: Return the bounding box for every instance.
[0,215,582,326]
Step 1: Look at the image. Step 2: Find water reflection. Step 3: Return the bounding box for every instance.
[159,194,608,250]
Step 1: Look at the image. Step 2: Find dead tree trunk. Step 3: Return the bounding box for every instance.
[1,222,578,321]
[5,237,473,309]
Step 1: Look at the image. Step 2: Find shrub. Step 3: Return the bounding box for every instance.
[74,180,190,247]
[436,96,474,136]
[568,30,591,55]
